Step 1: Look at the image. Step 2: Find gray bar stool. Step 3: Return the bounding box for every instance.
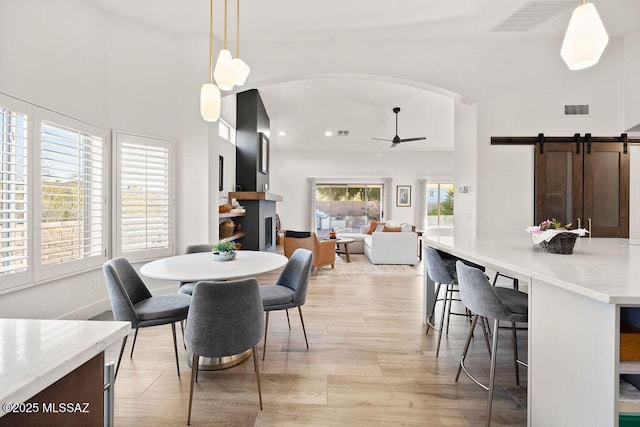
[454,261,528,427]
[424,247,473,357]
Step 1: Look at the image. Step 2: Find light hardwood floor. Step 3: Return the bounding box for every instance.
[103,255,527,426]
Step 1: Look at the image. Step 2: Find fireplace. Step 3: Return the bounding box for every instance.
[265,217,273,249]
[229,192,281,252]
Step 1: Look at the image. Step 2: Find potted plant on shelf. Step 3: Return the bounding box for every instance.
[212,240,237,261]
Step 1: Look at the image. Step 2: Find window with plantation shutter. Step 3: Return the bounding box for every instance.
[0,96,30,288]
[115,132,173,260]
[39,112,106,278]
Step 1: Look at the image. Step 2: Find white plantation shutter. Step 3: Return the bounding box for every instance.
[0,97,30,287]
[39,113,106,278]
[115,132,173,260]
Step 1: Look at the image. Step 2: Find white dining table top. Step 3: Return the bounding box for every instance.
[424,235,640,305]
[140,250,288,282]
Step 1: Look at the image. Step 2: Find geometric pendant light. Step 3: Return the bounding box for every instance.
[560,1,609,71]
[200,0,221,122]
[232,0,250,86]
[214,0,237,91]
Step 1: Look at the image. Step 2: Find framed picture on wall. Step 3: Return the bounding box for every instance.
[260,133,269,174]
[218,155,224,191]
[396,185,411,207]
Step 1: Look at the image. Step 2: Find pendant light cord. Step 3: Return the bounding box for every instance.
[224,0,228,50]
[236,0,240,58]
[209,0,214,83]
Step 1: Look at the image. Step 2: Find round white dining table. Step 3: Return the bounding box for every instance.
[140,250,288,371]
[140,250,288,282]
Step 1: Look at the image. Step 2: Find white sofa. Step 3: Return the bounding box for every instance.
[337,220,418,265]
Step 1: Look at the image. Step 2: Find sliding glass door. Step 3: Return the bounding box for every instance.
[315,184,383,237]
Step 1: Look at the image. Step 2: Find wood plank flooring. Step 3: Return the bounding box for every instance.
[103,256,527,426]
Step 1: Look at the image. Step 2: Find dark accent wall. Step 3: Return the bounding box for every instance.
[236,89,270,192]
[238,200,276,252]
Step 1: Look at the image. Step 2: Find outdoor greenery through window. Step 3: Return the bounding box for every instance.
[40,120,104,268]
[426,183,454,228]
[315,184,383,238]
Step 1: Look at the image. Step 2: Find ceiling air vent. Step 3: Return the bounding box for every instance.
[337,130,350,136]
[564,104,590,116]
[492,1,575,32]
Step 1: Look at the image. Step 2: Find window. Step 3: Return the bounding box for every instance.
[0,97,30,287]
[39,114,106,278]
[0,95,108,289]
[426,182,454,228]
[218,119,235,144]
[115,132,174,261]
[315,184,383,237]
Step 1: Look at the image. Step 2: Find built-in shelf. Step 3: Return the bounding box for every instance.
[620,361,640,375]
[219,212,246,219]
[222,232,246,242]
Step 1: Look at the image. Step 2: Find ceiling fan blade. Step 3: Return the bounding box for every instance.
[390,142,399,148]
[372,137,393,142]
[399,137,426,142]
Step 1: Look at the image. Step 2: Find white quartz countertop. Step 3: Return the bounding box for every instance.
[0,319,130,416]
[424,236,640,304]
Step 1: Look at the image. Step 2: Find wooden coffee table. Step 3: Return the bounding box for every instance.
[333,237,354,262]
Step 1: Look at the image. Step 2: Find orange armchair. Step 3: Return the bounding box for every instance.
[283,230,336,275]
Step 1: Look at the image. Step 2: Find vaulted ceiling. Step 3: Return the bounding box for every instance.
[89,1,640,152]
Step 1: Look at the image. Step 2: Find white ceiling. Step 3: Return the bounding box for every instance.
[89,0,640,152]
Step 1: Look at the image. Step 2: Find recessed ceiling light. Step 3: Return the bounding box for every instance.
[278,130,286,136]
[325,131,333,137]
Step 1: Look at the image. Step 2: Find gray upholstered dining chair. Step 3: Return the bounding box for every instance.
[103,258,191,378]
[178,244,215,296]
[424,247,472,357]
[185,279,264,425]
[259,248,312,360]
[454,261,528,427]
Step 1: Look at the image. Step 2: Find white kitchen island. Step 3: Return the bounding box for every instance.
[0,318,130,425]
[423,236,640,427]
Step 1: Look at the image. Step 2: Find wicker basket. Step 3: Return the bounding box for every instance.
[219,203,232,214]
[219,220,235,238]
[539,232,578,254]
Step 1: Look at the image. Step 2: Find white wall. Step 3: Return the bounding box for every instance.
[453,102,478,238]
[270,150,454,231]
[624,32,640,132]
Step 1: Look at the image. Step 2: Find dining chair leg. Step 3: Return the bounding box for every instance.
[187,354,199,425]
[263,311,270,361]
[486,318,500,427]
[130,328,139,358]
[252,346,263,410]
[115,335,128,379]
[298,306,309,350]
[511,321,520,387]
[426,282,442,335]
[285,309,291,330]
[171,322,180,376]
[180,320,186,349]
[455,314,479,383]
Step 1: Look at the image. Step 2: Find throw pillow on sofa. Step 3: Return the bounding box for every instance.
[366,221,385,234]
[382,226,402,232]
